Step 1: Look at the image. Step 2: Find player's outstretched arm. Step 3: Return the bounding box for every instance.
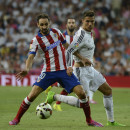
[16,54,35,81]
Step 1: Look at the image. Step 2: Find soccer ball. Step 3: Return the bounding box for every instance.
[36,103,52,119]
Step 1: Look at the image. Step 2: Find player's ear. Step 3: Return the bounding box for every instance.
[75,24,77,28]
[48,22,50,27]
[82,18,84,23]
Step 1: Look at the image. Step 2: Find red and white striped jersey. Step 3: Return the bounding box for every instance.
[63,31,74,45]
[29,28,67,72]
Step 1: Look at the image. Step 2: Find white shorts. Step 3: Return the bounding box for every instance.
[73,66,106,96]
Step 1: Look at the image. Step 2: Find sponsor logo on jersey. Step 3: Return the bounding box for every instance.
[45,40,61,51]
[74,42,79,47]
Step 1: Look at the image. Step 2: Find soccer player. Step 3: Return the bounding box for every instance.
[9,13,103,127]
[53,17,97,111]
[64,10,125,126]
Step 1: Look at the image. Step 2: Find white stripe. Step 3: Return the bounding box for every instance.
[66,35,71,44]
[24,97,31,105]
[79,98,88,103]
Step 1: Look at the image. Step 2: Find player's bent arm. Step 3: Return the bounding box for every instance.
[26,54,35,72]
[73,51,84,60]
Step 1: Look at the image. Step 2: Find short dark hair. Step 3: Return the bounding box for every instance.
[67,17,75,22]
[36,13,50,23]
[82,10,95,19]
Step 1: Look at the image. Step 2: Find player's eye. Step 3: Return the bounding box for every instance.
[45,23,48,26]
[40,23,44,26]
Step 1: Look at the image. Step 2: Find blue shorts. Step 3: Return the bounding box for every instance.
[33,70,80,93]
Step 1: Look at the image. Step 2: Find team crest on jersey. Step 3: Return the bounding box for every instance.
[54,33,58,38]
[74,42,79,47]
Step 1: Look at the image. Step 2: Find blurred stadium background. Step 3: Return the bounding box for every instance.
[0,0,130,87]
[0,1,130,129]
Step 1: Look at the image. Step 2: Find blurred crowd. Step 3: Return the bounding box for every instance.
[0,0,129,76]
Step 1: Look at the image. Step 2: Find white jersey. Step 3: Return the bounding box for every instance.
[66,27,106,96]
[66,27,95,66]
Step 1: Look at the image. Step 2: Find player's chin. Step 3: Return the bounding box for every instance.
[88,27,92,31]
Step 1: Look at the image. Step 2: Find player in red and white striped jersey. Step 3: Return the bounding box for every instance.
[44,18,76,94]
[9,13,102,127]
[63,18,76,45]
[29,27,67,72]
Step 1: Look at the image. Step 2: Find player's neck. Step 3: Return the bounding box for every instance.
[40,30,50,36]
[82,26,92,32]
[67,30,75,36]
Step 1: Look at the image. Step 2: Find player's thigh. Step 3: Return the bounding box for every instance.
[91,68,106,92]
[28,85,44,101]
[33,72,57,90]
[98,82,112,96]
[72,85,86,99]
[73,67,91,94]
[58,70,80,93]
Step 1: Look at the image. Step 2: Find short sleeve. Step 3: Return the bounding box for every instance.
[28,37,38,55]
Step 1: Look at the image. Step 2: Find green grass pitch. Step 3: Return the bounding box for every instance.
[0,86,130,130]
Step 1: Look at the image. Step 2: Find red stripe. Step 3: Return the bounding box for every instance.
[30,40,33,44]
[63,33,66,38]
[51,28,59,35]
[36,35,51,72]
[51,28,67,69]
[60,43,67,69]
[70,36,73,44]
[46,34,60,71]
[27,96,31,102]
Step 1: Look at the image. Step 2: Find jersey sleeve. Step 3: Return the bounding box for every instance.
[66,30,85,67]
[28,37,38,56]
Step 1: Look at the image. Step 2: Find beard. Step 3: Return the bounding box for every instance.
[40,29,49,35]
[68,28,75,33]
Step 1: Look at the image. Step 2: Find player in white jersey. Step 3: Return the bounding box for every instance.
[65,10,125,126]
[9,13,103,127]
[52,18,97,112]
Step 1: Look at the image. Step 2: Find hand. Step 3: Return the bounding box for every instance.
[66,67,73,76]
[16,70,28,81]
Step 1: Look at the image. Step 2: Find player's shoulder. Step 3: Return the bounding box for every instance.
[51,28,61,33]
[63,30,68,36]
[31,36,38,44]
[75,27,85,37]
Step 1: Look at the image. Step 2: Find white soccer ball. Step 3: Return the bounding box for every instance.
[36,103,52,119]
